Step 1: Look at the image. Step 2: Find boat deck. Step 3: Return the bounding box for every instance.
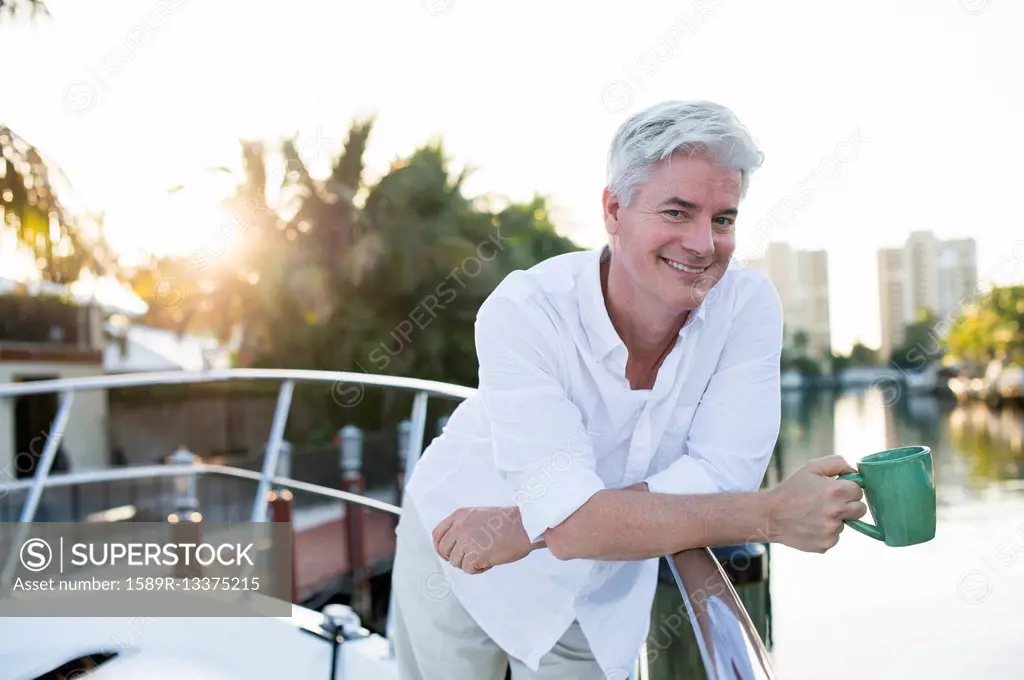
[0,368,777,679]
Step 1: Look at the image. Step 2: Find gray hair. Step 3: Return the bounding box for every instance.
[606,100,764,206]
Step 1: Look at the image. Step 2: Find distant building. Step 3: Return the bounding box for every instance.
[0,290,109,475]
[103,324,231,374]
[745,243,832,359]
[877,231,978,360]
[1,277,237,475]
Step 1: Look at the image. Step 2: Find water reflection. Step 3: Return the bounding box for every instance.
[767,388,1024,680]
[948,403,1024,489]
[771,388,1024,502]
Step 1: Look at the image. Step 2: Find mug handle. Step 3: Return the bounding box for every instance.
[837,473,884,542]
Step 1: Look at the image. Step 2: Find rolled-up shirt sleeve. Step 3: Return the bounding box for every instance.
[645,276,784,495]
[475,290,606,543]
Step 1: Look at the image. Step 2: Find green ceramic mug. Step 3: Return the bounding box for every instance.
[838,445,936,547]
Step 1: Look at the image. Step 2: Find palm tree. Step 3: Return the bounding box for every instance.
[128,118,378,369]
[128,139,299,362]
[0,0,47,18]
[1,0,113,283]
[128,111,582,404]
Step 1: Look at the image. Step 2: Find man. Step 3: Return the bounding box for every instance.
[390,100,867,679]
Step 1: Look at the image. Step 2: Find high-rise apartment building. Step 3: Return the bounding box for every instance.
[877,231,978,360]
[745,243,832,358]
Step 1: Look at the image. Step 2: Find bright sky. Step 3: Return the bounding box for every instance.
[1,0,1022,353]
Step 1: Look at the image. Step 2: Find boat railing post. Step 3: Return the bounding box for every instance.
[273,439,293,488]
[340,424,370,622]
[0,390,76,590]
[386,418,413,663]
[17,390,75,524]
[395,420,411,512]
[395,413,445,508]
[402,391,430,491]
[249,380,295,524]
[168,446,203,580]
[386,394,434,660]
[169,446,200,514]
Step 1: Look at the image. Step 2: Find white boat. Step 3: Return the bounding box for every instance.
[0,369,776,679]
[905,365,939,392]
[780,370,805,391]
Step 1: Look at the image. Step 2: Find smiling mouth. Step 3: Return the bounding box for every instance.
[660,256,710,274]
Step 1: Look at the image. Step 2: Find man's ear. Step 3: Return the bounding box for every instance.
[602,187,621,237]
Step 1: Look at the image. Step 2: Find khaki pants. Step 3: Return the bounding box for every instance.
[390,498,607,680]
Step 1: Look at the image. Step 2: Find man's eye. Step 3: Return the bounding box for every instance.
[664,210,686,219]
[714,217,735,228]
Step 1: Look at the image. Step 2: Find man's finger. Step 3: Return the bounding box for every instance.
[806,455,856,477]
[437,529,458,561]
[836,480,864,502]
[462,549,479,572]
[432,515,455,554]
[449,544,466,570]
[840,501,868,521]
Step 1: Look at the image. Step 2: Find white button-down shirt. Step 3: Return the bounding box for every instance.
[403,245,783,676]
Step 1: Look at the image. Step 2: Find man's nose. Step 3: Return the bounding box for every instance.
[680,222,715,259]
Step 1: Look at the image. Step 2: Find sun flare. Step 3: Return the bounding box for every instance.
[103,182,243,263]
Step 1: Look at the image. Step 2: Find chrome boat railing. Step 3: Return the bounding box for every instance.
[0,369,775,679]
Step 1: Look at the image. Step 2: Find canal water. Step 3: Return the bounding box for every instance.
[766,388,1024,678]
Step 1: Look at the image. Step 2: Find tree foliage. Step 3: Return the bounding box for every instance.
[790,329,810,356]
[889,307,943,370]
[129,119,583,397]
[848,342,879,366]
[4,0,580,433]
[1,2,114,283]
[946,285,1024,367]
[0,126,116,282]
[0,0,47,19]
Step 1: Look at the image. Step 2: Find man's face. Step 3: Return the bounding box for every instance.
[603,150,741,312]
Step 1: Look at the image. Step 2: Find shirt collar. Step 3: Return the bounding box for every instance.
[578,246,708,362]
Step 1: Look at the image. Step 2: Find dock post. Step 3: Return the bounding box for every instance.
[268,439,295,602]
[339,425,370,622]
[269,489,297,603]
[168,446,202,580]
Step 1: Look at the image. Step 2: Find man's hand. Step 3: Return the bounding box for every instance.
[432,506,539,575]
[765,455,868,553]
